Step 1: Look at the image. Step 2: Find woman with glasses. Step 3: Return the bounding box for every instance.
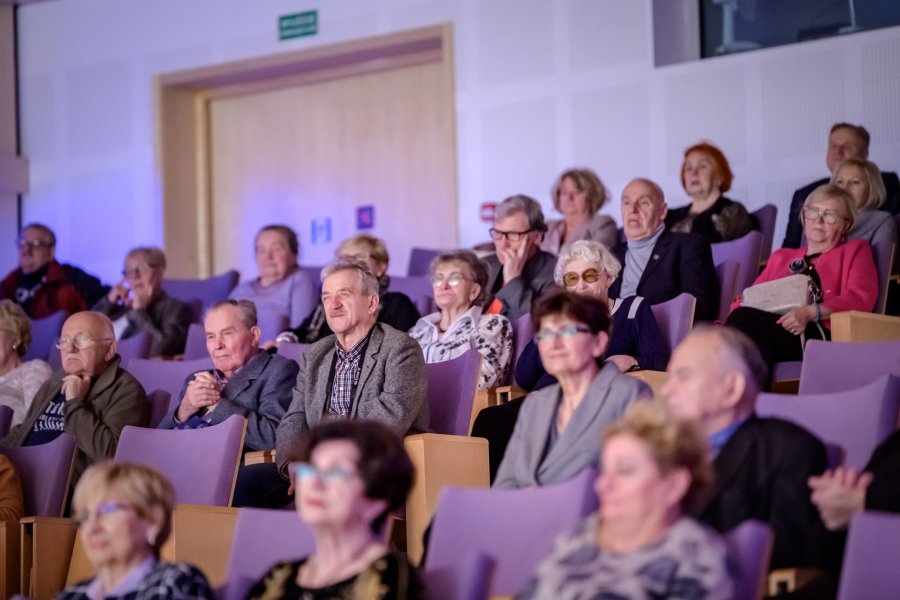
[727,184,878,367]
[57,461,213,600]
[541,169,618,254]
[93,246,192,358]
[492,291,651,490]
[245,420,421,600]
[408,251,512,388]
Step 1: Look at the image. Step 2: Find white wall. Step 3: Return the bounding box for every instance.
[13,0,900,281]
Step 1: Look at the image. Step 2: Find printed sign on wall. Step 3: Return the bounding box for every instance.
[480,202,496,223]
[311,216,332,245]
[356,205,374,230]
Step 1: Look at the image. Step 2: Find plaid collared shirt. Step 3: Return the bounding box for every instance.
[328,333,370,416]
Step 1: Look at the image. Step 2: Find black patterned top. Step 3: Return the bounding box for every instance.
[57,561,213,600]
[245,551,423,600]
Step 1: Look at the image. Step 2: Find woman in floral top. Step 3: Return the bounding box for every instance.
[408,251,512,388]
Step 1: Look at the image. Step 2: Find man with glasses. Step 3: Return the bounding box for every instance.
[483,195,556,321]
[0,223,107,318]
[0,311,148,483]
[608,178,719,322]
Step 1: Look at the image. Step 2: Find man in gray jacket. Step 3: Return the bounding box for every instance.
[232,258,428,507]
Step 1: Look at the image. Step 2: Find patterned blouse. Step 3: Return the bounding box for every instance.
[408,305,513,388]
[0,359,52,426]
[57,560,213,600]
[518,514,736,600]
[245,551,422,600]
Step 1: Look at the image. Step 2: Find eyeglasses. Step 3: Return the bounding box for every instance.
[431,272,469,287]
[562,268,604,288]
[122,265,152,278]
[293,462,358,484]
[534,325,592,344]
[75,502,133,526]
[339,252,372,263]
[55,335,115,350]
[489,228,533,242]
[803,206,845,225]
[15,239,52,251]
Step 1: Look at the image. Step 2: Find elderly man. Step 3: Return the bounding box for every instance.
[483,194,556,321]
[232,258,428,507]
[608,178,719,322]
[158,299,298,451]
[0,223,107,318]
[0,311,148,482]
[783,123,900,248]
[662,325,827,570]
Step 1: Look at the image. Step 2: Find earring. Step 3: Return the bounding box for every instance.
[147,531,157,547]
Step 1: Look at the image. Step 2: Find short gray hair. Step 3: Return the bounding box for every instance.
[690,324,768,392]
[494,194,548,232]
[428,250,490,307]
[321,258,380,296]
[205,299,258,328]
[554,240,621,286]
[126,246,167,271]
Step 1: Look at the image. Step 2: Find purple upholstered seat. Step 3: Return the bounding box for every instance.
[715,259,740,322]
[712,230,764,297]
[23,311,67,362]
[388,275,434,316]
[837,510,900,600]
[798,339,900,395]
[408,247,446,276]
[425,467,598,597]
[276,342,310,362]
[146,390,171,429]
[256,311,290,345]
[505,313,535,385]
[0,405,12,438]
[756,374,900,469]
[125,357,213,414]
[751,204,777,262]
[182,322,207,360]
[161,270,240,321]
[426,350,482,436]
[650,293,696,353]
[114,414,247,506]
[724,520,773,600]
[423,551,495,600]
[0,432,76,517]
[872,240,895,314]
[220,507,316,600]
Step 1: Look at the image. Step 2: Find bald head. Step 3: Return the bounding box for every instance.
[661,326,765,437]
[59,311,117,376]
[621,178,668,241]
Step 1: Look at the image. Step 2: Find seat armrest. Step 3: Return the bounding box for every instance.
[20,516,78,600]
[243,449,276,466]
[830,311,900,343]
[625,370,668,399]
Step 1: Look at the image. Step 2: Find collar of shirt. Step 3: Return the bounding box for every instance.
[86,556,156,600]
[422,305,481,338]
[335,330,371,364]
[708,417,748,457]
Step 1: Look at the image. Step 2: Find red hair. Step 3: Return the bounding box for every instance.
[680,142,733,193]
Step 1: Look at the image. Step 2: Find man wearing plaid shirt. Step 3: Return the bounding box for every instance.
[233,257,428,508]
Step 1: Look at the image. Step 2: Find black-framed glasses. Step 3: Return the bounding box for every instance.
[803,206,845,225]
[55,335,115,350]
[562,268,604,288]
[534,326,592,344]
[489,228,533,242]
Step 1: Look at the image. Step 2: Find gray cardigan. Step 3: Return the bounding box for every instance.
[275,322,429,474]
[493,363,651,489]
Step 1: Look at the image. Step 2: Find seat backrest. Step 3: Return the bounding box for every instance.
[277,342,309,362]
[757,375,900,468]
[388,275,434,315]
[425,468,598,596]
[0,432,76,516]
[114,414,247,505]
[837,511,900,600]
[221,507,316,600]
[182,322,207,360]
[126,357,213,412]
[751,204,777,262]
[23,311,67,362]
[256,311,290,344]
[872,241,895,314]
[408,247,445,276]
[711,231,764,295]
[423,551,495,600]
[425,350,482,436]
[146,390,171,429]
[161,270,240,313]
[116,330,153,362]
[650,293,696,352]
[0,405,13,438]
[798,339,900,395]
[724,520,773,600]
[715,259,740,321]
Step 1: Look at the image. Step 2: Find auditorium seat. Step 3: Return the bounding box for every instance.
[161,270,240,322]
[837,511,900,600]
[712,231,764,297]
[716,259,740,321]
[724,520,774,600]
[650,293,696,353]
[23,311,66,362]
[751,204,777,263]
[126,357,213,412]
[797,339,900,395]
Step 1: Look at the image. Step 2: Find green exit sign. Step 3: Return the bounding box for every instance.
[279,10,318,41]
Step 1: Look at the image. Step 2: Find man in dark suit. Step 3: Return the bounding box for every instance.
[232,258,428,508]
[608,178,719,322]
[783,122,900,248]
[662,325,827,570]
[158,299,298,451]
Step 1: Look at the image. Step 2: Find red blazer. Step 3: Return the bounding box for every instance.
[731,238,878,327]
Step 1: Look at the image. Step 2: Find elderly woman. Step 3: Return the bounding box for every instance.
[408,251,512,388]
[93,246,192,358]
[58,461,213,600]
[519,402,734,599]
[246,420,421,599]
[665,142,757,243]
[492,291,650,490]
[0,300,52,426]
[541,168,618,254]
[832,157,898,248]
[278,234,420,344]
[230,225,319,334]
[727,184,878,367]
[517,240,669,390]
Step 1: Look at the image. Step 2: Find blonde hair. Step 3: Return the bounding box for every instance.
[0,300,31,356]
[73,461,175,556]
[552,168,608,214]
[337,234,389,267]
[832,158,886,210]
[603,402,713,514]
[802,184,858,234]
